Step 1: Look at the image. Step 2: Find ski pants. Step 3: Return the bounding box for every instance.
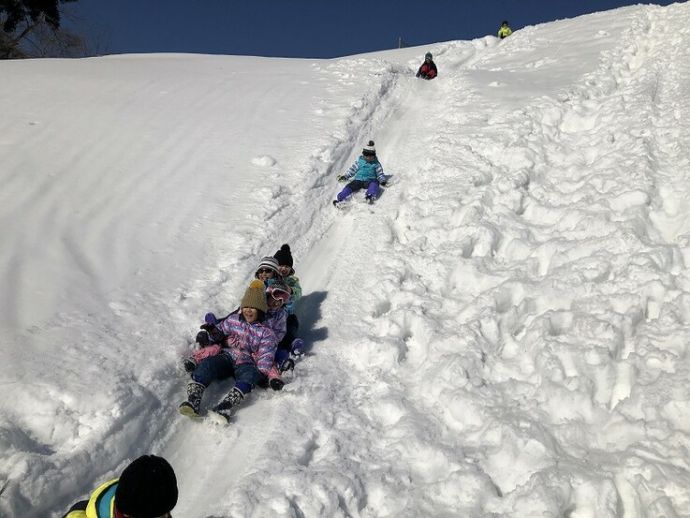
[192,353,262,393]
[275,314,299,365]
[337,179,380,202]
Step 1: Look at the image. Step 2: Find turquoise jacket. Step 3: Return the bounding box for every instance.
[342,156,385,183]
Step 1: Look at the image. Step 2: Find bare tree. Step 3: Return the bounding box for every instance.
[1,0,81,58]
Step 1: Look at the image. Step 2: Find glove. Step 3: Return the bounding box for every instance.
[195,330,211,347]
[337,175,348,182]
[270,378,285,391]
[183,357,197,373]
[204,312,218,325]
[379,179,387,186]
[200,323,224,344]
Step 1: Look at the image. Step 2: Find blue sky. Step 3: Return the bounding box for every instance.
[66,1,677,58]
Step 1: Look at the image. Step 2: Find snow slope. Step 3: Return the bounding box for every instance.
[1,3,689,517]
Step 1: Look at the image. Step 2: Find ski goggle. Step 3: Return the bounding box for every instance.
[267,287,290,303]
[257,268,275,275]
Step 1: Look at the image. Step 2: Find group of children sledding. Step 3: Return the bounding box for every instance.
[178,20,518,421]
[179,244,303,423]
[179,139,389,422]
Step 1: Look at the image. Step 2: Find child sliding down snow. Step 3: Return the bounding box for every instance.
[333,140,387,206]
[272,244,304,358]
[179,279,278,422]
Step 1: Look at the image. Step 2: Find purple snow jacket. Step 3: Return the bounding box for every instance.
[265,307,287,343]
[217,313,277,376]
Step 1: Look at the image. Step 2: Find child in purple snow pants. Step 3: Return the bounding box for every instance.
[336,179,381,202]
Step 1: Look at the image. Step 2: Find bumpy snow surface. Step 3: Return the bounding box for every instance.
[1,4,689,517]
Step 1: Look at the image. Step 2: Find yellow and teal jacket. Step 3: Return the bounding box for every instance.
[498,25,512,39]
[62,479,119,518]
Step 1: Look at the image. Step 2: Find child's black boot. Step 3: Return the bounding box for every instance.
[211,387,245,423]
[179,381,205,417]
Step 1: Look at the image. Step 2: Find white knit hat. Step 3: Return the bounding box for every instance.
[362,140,376,156]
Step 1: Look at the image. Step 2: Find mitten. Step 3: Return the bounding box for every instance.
[200,323,224,344]
[183,357,197,373]
[195,330,211,347]
[337,175,348,182]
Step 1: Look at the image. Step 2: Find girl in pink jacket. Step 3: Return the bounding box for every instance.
[179,280,278,423]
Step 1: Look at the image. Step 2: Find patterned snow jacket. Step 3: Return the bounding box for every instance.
[217,313,277,376]
[265,306,288,342]
[341,156,385,183]
[62,479,118,518]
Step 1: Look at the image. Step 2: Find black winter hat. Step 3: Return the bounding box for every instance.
[273,244,294,268]
[115,455,178,518]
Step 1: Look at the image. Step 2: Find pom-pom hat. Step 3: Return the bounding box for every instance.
[114,455,178,518]
[362,140,376,157]
[273,244,294,268]
[242,279,268,312]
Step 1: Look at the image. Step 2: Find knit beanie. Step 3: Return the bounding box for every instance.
[255,256,280,277]
[115,455,178,518]
[241,279,268,312]
[362,140,376,156]
[273,244,294,268]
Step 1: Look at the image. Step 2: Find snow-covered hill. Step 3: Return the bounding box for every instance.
[1,3,689,517]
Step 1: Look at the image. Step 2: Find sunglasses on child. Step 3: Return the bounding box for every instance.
[268,288,290,303]
[257,268,275,275]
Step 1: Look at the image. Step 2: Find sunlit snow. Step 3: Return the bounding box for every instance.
[1,3,689,517]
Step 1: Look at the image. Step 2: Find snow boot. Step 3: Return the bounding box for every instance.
[365,194,375,204]
[210,387,245,423]
[179,381,205,417]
